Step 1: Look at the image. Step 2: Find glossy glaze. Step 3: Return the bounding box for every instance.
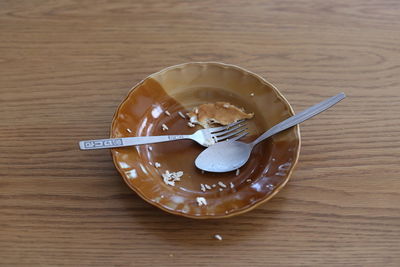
[111,62,300,219]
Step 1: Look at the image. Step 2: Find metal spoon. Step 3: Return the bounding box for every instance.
[195,93,346,172]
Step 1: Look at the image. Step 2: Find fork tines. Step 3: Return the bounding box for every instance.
[210,120,249,142]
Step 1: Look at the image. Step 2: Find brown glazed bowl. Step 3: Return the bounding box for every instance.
[111,62,300,219]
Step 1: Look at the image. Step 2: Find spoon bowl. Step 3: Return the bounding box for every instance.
[195,141,251,172]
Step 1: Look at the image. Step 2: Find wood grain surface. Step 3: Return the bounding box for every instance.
[1,0,399,266]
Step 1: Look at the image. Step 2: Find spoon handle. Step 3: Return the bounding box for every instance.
[252,92,346,146]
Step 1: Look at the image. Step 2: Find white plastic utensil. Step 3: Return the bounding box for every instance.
[195,93,346,172]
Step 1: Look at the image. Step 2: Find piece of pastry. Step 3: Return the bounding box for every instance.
[187,102,253,128]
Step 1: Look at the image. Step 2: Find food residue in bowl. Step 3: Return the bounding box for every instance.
[178,111,186,119]
[162,170,183,186]
[187,102,254,128]
[218,181,227,188]
[161,123,169,131]
[200,184,206,192]
[196,197,207,206]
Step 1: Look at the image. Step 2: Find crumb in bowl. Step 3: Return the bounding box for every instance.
[162,170,183,186]
[178,111,186,119]
[196,197,207,206]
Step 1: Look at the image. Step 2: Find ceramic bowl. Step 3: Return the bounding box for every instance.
[111,62,300,219]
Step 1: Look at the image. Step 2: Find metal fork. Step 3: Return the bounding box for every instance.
[78,120,248,150]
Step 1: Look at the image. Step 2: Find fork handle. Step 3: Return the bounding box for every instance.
[79,135,190,150]
[252,93,346,146]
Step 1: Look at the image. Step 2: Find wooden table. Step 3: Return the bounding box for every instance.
[1,1,399,266]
